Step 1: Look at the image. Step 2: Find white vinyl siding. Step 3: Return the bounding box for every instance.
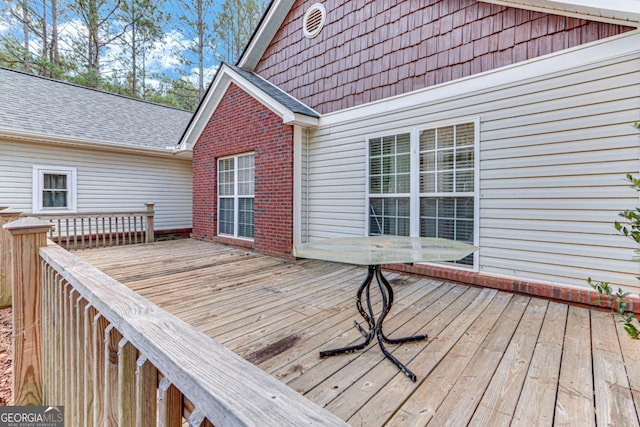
[0,140,192,231]
[303,35,640,293]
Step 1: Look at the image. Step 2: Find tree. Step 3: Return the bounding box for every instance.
[49,0,60,67]
[20,0,30,70]
[214,0,266,64]
[0,0,63,75]
[67,0,142,86]
[0,0,30,70]
[0,33,31,69]
[171,0,215,100]
[144,74,198,110]
[29,0,63,76]
[35,0,62,73]
[114,0,165,97]
[0,0,207,109]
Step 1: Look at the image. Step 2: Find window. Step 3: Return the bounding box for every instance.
[419,123,475,265]
[368,133,410,236]
[32,166,77,213]
[367,122,477,266]
[218,153,254,239]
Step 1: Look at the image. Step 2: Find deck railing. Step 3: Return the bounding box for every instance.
[1,204,155,307]
[0,207,22,307]
[27,202,155,250]
[3,218,346,426]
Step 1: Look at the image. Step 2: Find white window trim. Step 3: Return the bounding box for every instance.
[217,153,255,241]
[32,165,77,214]
[365,118,480,271]
[365,132,412,237]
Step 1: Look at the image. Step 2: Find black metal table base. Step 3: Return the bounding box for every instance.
[319,265,428,382]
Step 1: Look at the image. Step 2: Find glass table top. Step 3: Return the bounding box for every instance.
[293,236,478,266]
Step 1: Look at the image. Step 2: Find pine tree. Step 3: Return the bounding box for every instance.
[172,0,215,100]
[214,0,266,64]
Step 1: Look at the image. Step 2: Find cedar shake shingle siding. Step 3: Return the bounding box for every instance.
[254,0,633,114]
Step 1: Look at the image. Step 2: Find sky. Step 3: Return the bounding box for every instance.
[0,1,222,90]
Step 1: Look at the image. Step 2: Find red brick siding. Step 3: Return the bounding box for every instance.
[387,263,640,314]
[192,83,295,258]
[255,0,633,114]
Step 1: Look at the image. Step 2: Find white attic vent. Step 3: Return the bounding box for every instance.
[303,3,326,39]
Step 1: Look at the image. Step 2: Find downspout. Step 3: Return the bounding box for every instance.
[293,125,303,245]
[305,128,310,242]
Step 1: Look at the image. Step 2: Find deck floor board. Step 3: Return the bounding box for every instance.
[75,239,640,426]
[468,298,549,427]
[389,292,517,427]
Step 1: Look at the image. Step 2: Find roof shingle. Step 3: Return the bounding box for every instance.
[229,64,319,118]
[0,67,193,151]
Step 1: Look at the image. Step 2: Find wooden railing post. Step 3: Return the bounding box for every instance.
[3,217,54,405]
[145,202,155,243]
[0,208,23,308]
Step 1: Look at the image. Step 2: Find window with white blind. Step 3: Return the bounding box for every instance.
[218,153,254,239]
[367,122,478,266]
[32,166,77,213]
[419,123,475,265]
[368,133,411,236]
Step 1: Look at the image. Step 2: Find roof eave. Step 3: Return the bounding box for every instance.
[239,0,640,74]
[237,0,296,71]
[0,128,192,159]
[284,112,320,127]
[481,0,640,27]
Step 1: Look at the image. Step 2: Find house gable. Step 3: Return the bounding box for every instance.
[252,0,635,114]
[192,82,296,257]
[178,64,318,152]
[193,0,640,307]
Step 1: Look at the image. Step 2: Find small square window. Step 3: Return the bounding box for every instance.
[32,166,77,213]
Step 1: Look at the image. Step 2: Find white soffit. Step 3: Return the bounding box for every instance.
[482,0,640,26]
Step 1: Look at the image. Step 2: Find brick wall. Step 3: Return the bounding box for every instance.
[388,263,640,314]
[193,83,295,258]
[255,0,633,114]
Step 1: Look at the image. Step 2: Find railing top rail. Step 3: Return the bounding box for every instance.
[39,243,347,427]
[26,210,153,219]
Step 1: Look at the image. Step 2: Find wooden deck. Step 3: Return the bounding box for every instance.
[75,239,640,427]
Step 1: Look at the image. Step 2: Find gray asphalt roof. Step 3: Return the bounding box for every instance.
[0,67,193,151]
[229,64,319,118]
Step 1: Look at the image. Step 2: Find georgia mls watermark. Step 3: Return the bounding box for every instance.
[0,406,64,427]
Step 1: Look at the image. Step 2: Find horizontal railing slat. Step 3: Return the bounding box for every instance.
[40,243,347,426]
[32,211,153,219]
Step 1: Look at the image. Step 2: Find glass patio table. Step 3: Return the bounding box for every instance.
[293,236,478,382]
